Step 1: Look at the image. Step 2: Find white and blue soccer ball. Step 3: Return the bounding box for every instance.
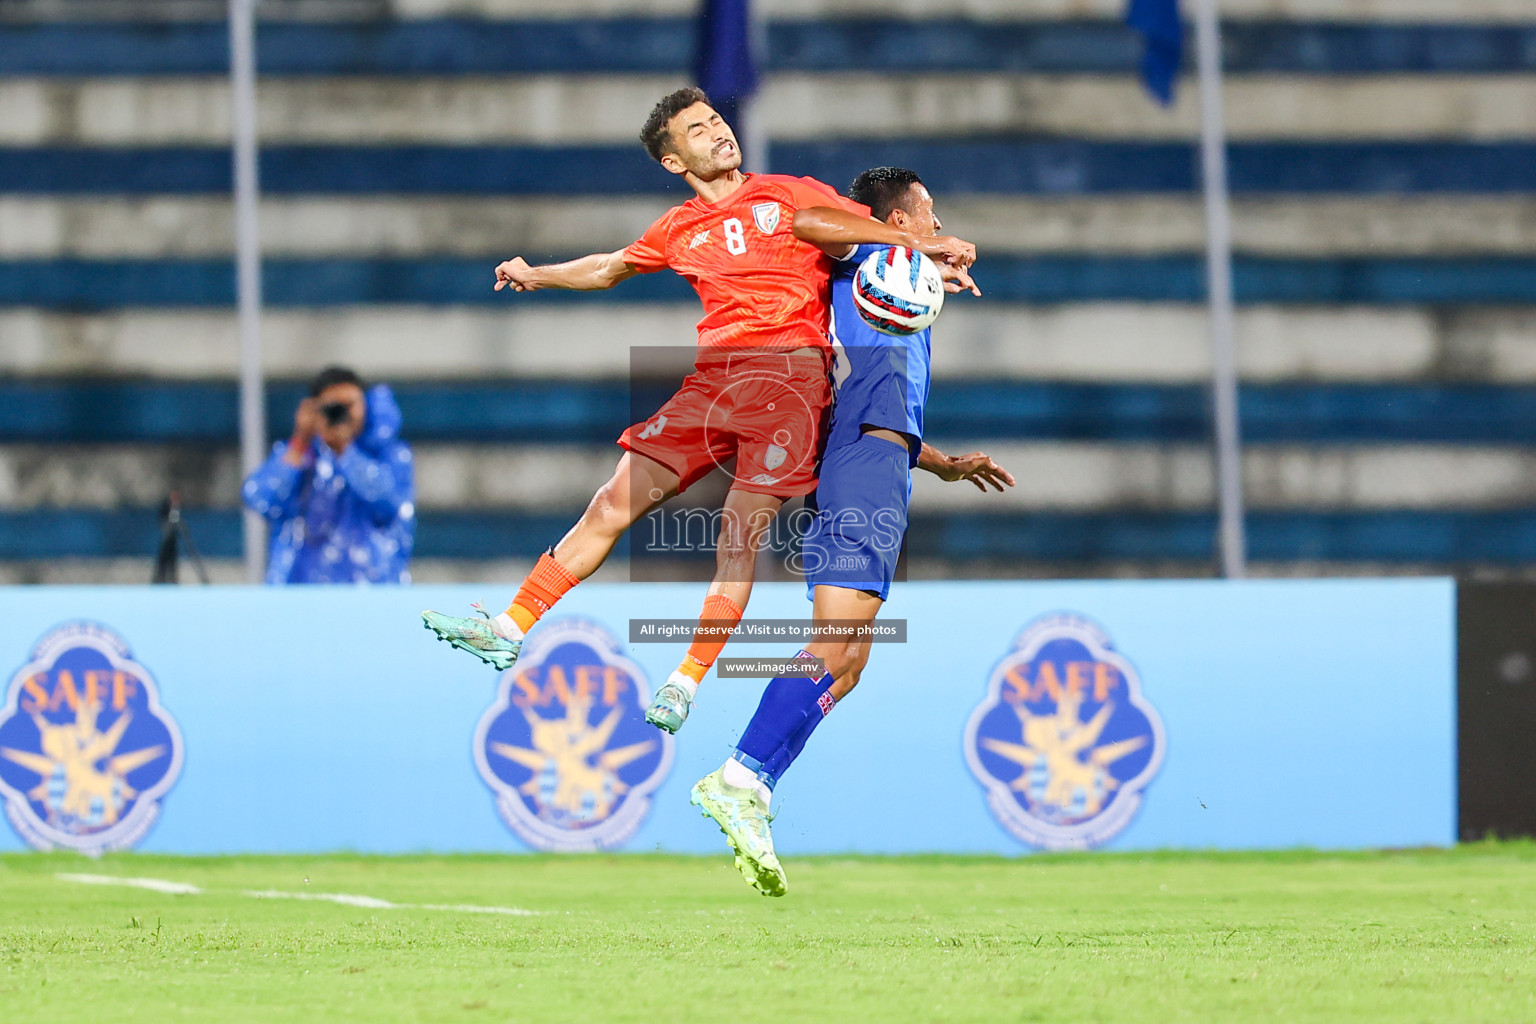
[852,245,945,336]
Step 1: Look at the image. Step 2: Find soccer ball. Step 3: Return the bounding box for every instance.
[852,246,946,336]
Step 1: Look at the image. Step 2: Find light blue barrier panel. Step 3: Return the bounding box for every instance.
[0,580,1454,856]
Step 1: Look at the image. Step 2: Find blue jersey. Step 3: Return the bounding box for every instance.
[825,244,932,468]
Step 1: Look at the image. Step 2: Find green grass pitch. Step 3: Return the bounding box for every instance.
[3,844,1534,1022]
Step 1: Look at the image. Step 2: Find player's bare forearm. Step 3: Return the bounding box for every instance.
[493,251,639,293]
[791,208,977,267]
[916,442,949,477]
[918,443,1016,492]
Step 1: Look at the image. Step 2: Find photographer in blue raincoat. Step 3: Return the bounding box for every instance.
[242,366,415,584]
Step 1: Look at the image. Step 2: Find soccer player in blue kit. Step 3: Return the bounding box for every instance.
[685,167,1016,895]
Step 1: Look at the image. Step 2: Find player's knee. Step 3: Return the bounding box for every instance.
[718,503,774,549]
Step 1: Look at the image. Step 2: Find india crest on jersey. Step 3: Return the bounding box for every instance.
[474,618,673,851]
[965,613,1164,850]
[0,622,183,855]
[752,202,781,235]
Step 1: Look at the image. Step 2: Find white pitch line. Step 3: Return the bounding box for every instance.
[56,873,539,916]
[247,889,538,916]
[57,873,203,895]
[247,889,397,909]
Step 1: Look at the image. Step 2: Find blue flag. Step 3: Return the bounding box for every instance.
[1127,0,1183,106]
[695,0,759,127]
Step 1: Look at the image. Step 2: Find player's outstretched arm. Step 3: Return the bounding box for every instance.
[791,207,977,268]
[494,251,640,293]
[917,444,1016,493]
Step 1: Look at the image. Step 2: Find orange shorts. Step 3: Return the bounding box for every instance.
[619,350,832,497]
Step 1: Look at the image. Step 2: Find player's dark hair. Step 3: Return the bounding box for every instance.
[640,87,712,163]
[308,365,365,398]
[849,167,925,222]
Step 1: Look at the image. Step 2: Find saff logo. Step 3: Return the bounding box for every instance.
[965,614,1164,850]
[474,618,672,852]
[0,622,183,855]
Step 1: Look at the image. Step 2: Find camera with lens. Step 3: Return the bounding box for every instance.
[319,402,352,427]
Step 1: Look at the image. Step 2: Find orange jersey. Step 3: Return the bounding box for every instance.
[622,174,870,362]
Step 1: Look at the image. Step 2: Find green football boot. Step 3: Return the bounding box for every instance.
[644,672,696,734]
[690,766,787,897]
[421,602,523,671]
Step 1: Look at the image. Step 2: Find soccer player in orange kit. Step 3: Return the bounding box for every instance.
[422,87,976,733]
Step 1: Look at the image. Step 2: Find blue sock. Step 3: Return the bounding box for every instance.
[761,688,833,781]
[733,653,835,790]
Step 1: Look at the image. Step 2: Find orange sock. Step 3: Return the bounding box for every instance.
[505,552,581,635]
[676,593,744,683]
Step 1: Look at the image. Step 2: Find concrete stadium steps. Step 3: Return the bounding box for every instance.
[427,0,1536,19]
[910,444,1536,512]
[599,0,1536,20]
[0,556,605,586]
[8,505,1536,563]
[9,441,1536,513]
[10,197,1536,259]
[0,444,621,510]
[7,18,1536,74]
[1,4,1532,582]
[12,75,1536,144]
[12,255,1536,311]
[7,305,1535,381]
[6,0,1535,23]
[0,197,678,257]
[0,555,674,586]
[0,444,243,508]
[0,557,246,585]
[902,510,1536,563]
[1,554,1522,587]
[12,254,1536,306]
[901,558,1536,580]
[10,141,1536,195]
[3,379,1536,445]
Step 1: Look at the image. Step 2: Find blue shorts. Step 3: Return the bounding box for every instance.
[800,434,912,601]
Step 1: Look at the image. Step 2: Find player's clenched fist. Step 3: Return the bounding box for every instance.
[494,256,539,292]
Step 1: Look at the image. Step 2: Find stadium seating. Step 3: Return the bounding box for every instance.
[2,0,1535,581]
